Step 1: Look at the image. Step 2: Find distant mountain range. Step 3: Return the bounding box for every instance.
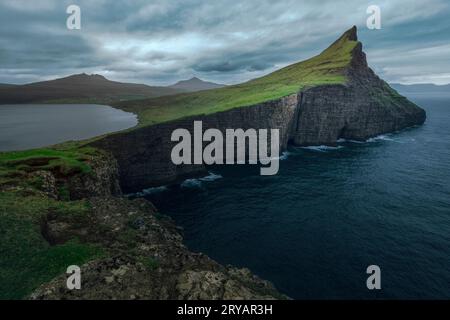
[168,77,225,91]
[0,74,224,104]
[391,83,450,94]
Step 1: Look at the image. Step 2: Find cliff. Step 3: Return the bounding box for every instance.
[92,26,426,192]
[0,148,285,299]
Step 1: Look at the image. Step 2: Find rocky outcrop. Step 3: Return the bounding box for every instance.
[30,154,286,300]
[91,28,425,192]
[32,196,286,300]
[66,151,121,199]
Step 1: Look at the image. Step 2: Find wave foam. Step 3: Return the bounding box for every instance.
[199,172,223,182]
[366,134,394,142]
[181,172,223,188]
[300,145,344,152]
[181,179,202,188]
[337,138,365,144]
[129,186,168,197]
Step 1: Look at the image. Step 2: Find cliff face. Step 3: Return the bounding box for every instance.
[92,94,299,191]
[30,155,285,300]
[91,26,426,192]
[291,27,425,145]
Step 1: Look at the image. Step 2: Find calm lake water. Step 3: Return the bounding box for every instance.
[0,104,137,151]
[144,94,450,299]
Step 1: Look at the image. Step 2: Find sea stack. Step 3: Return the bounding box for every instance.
[290,26,426,146]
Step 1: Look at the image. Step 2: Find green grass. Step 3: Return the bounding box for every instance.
[0,147,100,185]
[115,28,358,127]
[0,191,104,299]
[0,146,108,299]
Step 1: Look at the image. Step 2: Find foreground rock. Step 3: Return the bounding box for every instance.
[30,163,285,299]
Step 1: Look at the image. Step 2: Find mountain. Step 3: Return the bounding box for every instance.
[391,83,450,94]
[0,74,182,104]
[168,77,225,92]
[115,26,425,133]
[101,26,426,191]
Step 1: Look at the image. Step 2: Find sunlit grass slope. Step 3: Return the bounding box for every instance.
[116,27,358,127]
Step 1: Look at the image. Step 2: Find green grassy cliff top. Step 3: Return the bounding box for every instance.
[116,26,359,127]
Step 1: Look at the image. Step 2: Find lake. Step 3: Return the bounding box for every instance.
[0,104,137,151]
[142,94,450,299]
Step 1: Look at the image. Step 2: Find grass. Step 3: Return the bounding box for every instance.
[115,28,358,127]
[0,191,104,299]
[0,146,108,299]
[0,147,100,185]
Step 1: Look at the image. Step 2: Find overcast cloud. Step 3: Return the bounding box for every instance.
[1,0,449,85]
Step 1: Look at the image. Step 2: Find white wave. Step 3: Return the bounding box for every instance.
[199,172,223,182]
[129,186,168,197]
[366,134,394,142]
[300,145,344,152]
[181,172,223,188]
[337,134,397,144]
[269,151,291,161]
[181,178,202,188]
[279,151,291,160]
[337,138,365,144]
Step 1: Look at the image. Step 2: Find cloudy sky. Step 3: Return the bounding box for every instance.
[1,0,449,85]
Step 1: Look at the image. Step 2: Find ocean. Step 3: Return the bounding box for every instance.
[143,94,450,299]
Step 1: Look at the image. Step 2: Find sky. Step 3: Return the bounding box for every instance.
[1,0,450,85]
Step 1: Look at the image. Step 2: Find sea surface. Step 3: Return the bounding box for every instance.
[0,104,137,151]
[143,94,450,299]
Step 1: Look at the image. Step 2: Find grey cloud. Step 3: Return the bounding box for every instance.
[0,0,449,85]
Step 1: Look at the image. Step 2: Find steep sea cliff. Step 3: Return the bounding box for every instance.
[91,27,425,192]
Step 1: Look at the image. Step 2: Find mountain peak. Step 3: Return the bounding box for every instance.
[317,25,367,72]
[321,25,359,54]
[169,77,225,92]
[342,25,358,41]
[72,73,107,80]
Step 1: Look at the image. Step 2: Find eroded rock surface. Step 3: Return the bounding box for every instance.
[31,196,285,300]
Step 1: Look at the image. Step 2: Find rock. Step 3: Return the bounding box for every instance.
[67,151,121,199]
[30,196,287,300]
[28,170,58,198]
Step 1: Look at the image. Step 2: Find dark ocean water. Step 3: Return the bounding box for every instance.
[0,104,137,151]
[144,94,450,299]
